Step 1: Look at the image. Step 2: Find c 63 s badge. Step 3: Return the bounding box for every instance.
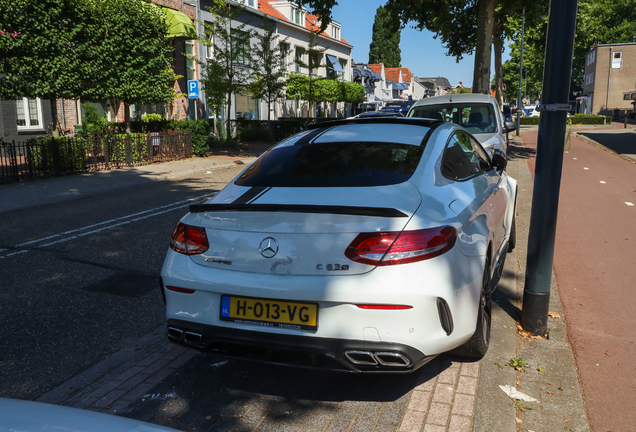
[316,263,349,271]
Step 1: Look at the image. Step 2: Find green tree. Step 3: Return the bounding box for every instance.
[198,0,253,138]
[368,6,401,68]
[88,0,179,132]
[291,32,328,121]
[0,0,91,133]
[249,20,288,121]
[0,0,178,134]
[501,0,636,106]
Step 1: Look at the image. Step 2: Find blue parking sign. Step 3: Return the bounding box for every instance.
[188,80,199,99]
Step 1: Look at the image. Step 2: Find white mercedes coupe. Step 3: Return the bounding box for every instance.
[160,118,517,373]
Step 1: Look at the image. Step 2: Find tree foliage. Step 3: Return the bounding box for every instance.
[198,0,253,138]
[0,0,178,132]
[249,20,288,121]
[292,31,328,120]
[501,0,636,105]
[368,6,401,68]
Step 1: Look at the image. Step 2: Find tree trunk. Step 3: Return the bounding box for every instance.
[471,0,496,94]
[226,92,232,141]
[49,98,60,137]
[493,19,504,107]
[124,103,131,135]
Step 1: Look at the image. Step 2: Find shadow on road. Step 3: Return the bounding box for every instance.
[577,131,636,158]
[507,142,536,161]
[125,350,467,431]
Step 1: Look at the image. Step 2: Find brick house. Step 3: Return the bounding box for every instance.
[581,42,636,117]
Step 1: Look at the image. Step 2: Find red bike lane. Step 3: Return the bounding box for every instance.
[521,127,636,432]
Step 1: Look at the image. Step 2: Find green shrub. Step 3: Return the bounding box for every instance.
[108,133,148,163]
[519,114,612,125]
[30,136,87,172]
[236,120,272,142]
[81,103,109,136]
[167,119,209,156]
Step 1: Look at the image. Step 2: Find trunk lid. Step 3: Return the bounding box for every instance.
[185,183,421,276]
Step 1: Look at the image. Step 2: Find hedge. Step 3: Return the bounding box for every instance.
[519,114,612,125]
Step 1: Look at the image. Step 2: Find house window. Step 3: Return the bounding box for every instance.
[332,26,340,40]
[295,47,302,72]
[16,98,43,129]
[280,43,289,71]
[231,30,250,65]
[236,92,259,120]
[185,40,196,80]
[310,53,320,76]
[207,34,214,59]
[339,59,346,79]
[612,51,622,69]
[293,8,303,25]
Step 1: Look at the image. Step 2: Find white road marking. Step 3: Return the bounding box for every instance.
[16,193,214,247]
[627,202,634,207]
[573,158,577,160]
[600,181,606,184]
[1,194,215,258]
[584,167,589,170]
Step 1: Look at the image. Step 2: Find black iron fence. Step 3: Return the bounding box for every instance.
[0,131,192,184]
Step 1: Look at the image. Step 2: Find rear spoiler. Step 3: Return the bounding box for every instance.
[189,204,408,218]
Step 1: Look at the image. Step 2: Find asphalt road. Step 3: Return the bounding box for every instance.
[0,165,244,400]
[521,128,636,432]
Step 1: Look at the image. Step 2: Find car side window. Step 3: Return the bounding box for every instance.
[441,132,488,180]
[468,136,491,169]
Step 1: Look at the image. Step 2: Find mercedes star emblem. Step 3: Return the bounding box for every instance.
[259,237,279,258]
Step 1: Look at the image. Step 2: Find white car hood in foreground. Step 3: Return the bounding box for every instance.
[0,397,181,432]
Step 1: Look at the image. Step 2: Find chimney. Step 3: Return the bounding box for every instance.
[459,81,463,86]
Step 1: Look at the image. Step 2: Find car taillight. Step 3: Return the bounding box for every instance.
[345,226,457,266]
[170,222,209,255]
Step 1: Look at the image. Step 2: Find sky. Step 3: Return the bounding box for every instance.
[331,0,511,88]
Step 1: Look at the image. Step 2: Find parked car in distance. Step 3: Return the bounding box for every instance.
[503,104,512,121]
[408,94,517,154]
[160,117,518,373]
[0,397,182,432]
[381,101,413,116]
[353,111,404,118]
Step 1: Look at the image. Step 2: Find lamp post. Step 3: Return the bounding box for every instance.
[521,0,579,336]
[516,8,525,136]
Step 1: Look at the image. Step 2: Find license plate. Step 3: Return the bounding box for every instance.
[220,295,318,331]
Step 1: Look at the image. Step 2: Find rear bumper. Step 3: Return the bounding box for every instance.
[167,319,436,373]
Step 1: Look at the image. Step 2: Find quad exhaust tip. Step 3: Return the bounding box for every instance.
[168,327,202,345]
[345,350,411,368]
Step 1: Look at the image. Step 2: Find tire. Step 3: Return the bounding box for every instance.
[455,259,492,358]
[508,215,517,253]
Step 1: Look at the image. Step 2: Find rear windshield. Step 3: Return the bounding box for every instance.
[409,103,497,134]
[235,141,424,188]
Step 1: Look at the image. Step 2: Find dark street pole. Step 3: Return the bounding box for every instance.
[516,9,525,136]
[521,0,579,336]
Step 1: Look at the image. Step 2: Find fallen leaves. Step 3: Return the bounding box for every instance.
[548,312,561,319]
[515,322,548,339]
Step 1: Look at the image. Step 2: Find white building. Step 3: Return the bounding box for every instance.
[199,0,353,121]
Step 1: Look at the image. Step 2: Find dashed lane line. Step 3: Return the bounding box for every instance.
[1,193,215,259]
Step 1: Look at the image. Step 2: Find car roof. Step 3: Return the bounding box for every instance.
[308,117,442,130]
[410,93,497,108]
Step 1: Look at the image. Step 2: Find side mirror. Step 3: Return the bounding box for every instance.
[491,149,508,171]
[504,120,517,132]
